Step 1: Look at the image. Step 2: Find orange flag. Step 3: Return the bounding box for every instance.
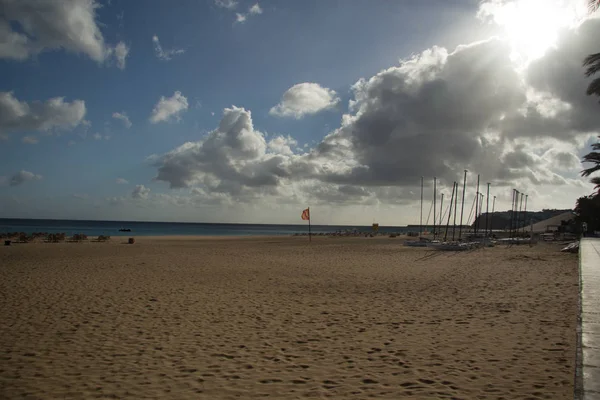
[301,208,310,221]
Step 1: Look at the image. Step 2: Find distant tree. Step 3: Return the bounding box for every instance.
[575,195,600,233]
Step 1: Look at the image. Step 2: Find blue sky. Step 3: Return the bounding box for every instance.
[1,0,599,224]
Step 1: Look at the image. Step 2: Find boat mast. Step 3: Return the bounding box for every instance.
[433,177,437,240]
[491,195,496,236]
[420,176,423,237]
[514,192,520,237]
[509,189,516,237]
[452,182,459,241]
[517,192,524,237]
[439,193,444,228]
[522,194,528,235]
[459,170,467,240]
[485,183,490,237]
[444,182,456,242]
[479,194,484,226]
[474,174,480,235]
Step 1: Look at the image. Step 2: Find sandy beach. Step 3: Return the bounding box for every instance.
[0,236,578,399]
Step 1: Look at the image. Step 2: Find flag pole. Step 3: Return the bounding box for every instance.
[308,207,311,242]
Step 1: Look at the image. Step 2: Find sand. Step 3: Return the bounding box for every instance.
[0,236,578,399]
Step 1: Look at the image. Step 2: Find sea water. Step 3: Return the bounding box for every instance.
[0,218,410,237]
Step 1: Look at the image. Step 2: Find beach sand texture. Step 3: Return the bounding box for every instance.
[0,237,577,399]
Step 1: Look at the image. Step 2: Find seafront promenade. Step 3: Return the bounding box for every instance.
[577,238,600,399]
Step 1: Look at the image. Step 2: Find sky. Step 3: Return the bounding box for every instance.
[0,0,599,225]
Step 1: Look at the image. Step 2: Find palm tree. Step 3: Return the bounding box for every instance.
[582,137,600,193]
[585,1,600,96]
[584,53,600,98]
[582,137,600,178]
[581,1,600,192]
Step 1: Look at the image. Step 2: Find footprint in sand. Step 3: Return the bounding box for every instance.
[259,378,283,384]
[362,378,378,384]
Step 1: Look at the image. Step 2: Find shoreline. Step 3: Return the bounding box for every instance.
[1,232,409,242]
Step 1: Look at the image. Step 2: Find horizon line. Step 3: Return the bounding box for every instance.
[0,208,574,228]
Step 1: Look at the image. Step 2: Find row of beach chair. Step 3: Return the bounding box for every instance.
[2,232,111,243]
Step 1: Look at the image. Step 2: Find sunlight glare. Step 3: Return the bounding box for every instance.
[478,0,588,63]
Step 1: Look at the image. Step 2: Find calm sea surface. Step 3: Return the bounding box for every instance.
[0,219,411,237]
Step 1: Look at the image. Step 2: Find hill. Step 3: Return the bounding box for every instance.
[471,209,573,231]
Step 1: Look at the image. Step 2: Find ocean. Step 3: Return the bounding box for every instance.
[0,218,411,237]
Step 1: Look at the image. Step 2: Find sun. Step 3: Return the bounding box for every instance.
[478,0,587,63]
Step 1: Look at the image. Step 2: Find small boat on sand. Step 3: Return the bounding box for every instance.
[427,241,472,251]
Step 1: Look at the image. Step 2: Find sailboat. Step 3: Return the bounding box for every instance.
[404,177,429,247]
[426,179,472,251]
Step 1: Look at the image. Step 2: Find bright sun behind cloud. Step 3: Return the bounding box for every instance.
[478,0,589,63]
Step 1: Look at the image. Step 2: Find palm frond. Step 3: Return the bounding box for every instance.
[583,165,600,177]
[583,151,600,162]
[591,177,600,194]
[590,0,600,13]
[584,53,600,77]
[587,77,600,97]
[582,151,600,177]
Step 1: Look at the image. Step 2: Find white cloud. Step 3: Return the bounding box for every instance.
[154,106,278,190]
[152,35,184,61]
[91,133,110,140]
[131,184,150,200]
[107,196,125,206]
[215,0,238,9]
[9,170,42,187]
[149,91,189,124]
[234,3,263,23]
[0,92,86,137]
[67,140,76,146]
[116,178,129,184]
[111,41,129,69]
[0,0,129,68]
[22,136,38,144]
[151,18,600,212]
[249,3,263,15]
[112,112,132,128]
[270,83,340,118]
[106,6,597,218]
[268,135,297,156]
